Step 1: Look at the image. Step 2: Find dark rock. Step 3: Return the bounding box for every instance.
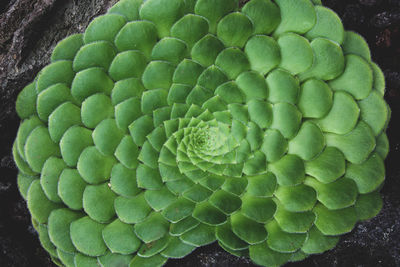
[371,11,400,28]
[1,155,15,169]
[358,0,381,7]
[385,70,400,90]
[0,182,11,193]
[342,4,366,27]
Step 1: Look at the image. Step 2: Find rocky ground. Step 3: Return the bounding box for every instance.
[0,0,399,266]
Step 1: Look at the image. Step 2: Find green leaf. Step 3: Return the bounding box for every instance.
[16,116,44,160]
[266,69,299,104]
[115,21,158,57]
[142,61,175,90]
[40,157,66,203]
[270,103,302,139]
[274,206,315,233]
[81,93,113,129]
[59,126,94,167]
[38,224,57,257]
[325,121,376,164]
[83,183,117,223]
[138,235,170,257]
[74,253,99,267]
[274,0,316,35]
[57,249,75,267]
[313,204,358,235]
[36,83,72,122]
[266,220,307,253]
[193,202,227,225]
[250,241,292,267]
[359,90,389,136]
[305,6,344,44]
[115,97,142,132]
[317,91,360,135]
[109,50,147,81]
[242,0,280,35]
[144,187,176,211]
[93,119,124,156]
[134,212,169,243]
[48,208,82,253]
[111,78,145,106]
[27,180,62,224]
[71,67,114,103]
[77,146,116,184]
[48,102,81,143]
[129,115,154,146]
[102,219,141,254]
[236,71,269,102]
[162,198,195,223]
[246,172,276,197]
[245,35,280,75]
[269,154,305,186]
[129,254,167,267]
[305,147,346,183]
[36,60,74,93]
[277,33,313,74]
[136,164,163,190]
[161,236,196,258]
[216,48,250,80]
[24,126,60,173]
[301,226,339,254]
[141,89,169,115]
[355,191,383,221]
[241,195,276,223]
[151,37,188,65]
[329,55,373,100]
[298,79,333,119]
[58,169,87,210]
[70,216,107,257]
[171,14,209,49]
[51,34,83,62]
[305,177,358,210]
[84,14,126,44]
[261,129,287,163]
[209,189,242,214]
[288,121,325,160]
[180,223,216,246]
[110,163,140,197]
[98,252,133,267]
[342,31,371,61]
[194,0,238,33]
[216,221,248,250]
[191,35,225,67]
[108,0,142,21]
[299,38,344,81]
[115,194,151,224]
[217,12,253,48]
[73,41,116,72]
[115,135,140,169]
[173,59,204,86]
[275,184,317,212]
[346,153,385,194]
[16,173,37,199]
[230,212,267,244]
[221,177,248,196]
[139,0,185,38]
[16,82,37,120]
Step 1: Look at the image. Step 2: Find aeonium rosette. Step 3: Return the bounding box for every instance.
[13,0,390,266]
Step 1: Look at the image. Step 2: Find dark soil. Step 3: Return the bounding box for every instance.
[0,0,399,267]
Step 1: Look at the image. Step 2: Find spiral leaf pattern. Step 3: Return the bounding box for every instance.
[13,0,390,266]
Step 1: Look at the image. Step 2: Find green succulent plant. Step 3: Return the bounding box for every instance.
[13,0,390,266]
